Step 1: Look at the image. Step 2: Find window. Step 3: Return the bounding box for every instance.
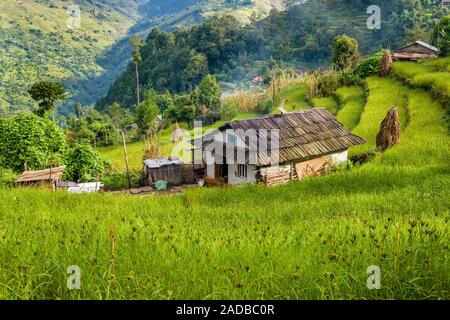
[227,133,237,145]
[238,164,248,178]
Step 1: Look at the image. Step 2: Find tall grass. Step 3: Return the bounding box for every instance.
[0,78,448,300]
[311,96,339,115]
[335,86,366,130]
[350,78,409,156]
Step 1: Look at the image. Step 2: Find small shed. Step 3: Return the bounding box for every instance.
[143,158,183,185]
[16,166,66,189]
[393,41,439,61]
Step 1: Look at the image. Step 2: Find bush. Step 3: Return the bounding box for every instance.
[220,100,239,121]
[0,168,17,188]
[0,114,67,172]
[355,51,385,79]
[257,99,276,115]
[63,142,105,183]
[102,171,141,191]
[338,68,361,86]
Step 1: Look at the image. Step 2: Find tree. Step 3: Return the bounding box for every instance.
[332,35,360,70]
[136,89,160,135]
[403,24,430,45]
[156,93,175,113]
[191,74,222,117]
[74,102,84,119]
[28,81,66,120]
[0,114,67,172]
[63,142,105,182]
[130,36,145,106]
[432,15,450,56]
[106,102,125,129]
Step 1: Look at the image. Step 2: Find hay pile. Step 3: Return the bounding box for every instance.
[380,51,393,77]
[376,106,401,152]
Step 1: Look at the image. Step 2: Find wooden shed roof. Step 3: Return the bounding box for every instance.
[16,166,66,183]
[218,109,366,165]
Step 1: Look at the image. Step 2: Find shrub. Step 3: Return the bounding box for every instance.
[0,114,67,172]
[220,100,239,120]
[101,171,141,191]
[63,142,105,183]
[0,168,17,188]
[257,99,276,115]
[355,51,385,79]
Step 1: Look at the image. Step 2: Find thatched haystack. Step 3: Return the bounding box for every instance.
[380,51,393,77]
[171,122,182,143]
[376,106,401,152]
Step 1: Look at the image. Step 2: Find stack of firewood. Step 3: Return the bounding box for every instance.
[260,165,292,186]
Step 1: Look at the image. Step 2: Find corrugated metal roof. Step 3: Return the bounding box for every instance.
[143,158,182,169]
[396,41,439,53]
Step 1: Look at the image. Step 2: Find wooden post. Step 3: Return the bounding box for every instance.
[121,131,132,191]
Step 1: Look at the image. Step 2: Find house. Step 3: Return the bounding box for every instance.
[393,41,439,61]
[441,0,450,8]
[195,109,366,186]
[16,166,66,189]
[143,157,184,185]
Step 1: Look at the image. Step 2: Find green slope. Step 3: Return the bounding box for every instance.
[0,76,449,299]
[0,0,286,116]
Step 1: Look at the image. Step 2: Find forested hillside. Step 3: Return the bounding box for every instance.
[97,0,448,110]
[0,0,285,116]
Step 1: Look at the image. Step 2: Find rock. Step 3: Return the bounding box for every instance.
[141,186,153,192]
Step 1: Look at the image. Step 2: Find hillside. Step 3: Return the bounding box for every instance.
[0,0,286,116]
[0,0,144,116]
[1,67,449,298]
[97,0,448,110]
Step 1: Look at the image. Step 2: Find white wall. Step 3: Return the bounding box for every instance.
[228,164,257,185]
[331,150,348,165]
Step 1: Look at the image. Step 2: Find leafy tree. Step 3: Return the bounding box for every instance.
[156,93,175,113]
[332,35,360,70]
[432,15,450,56]
[136,89,160,135]
[191,74,222,116]
[0,114,67,172]
[74,102,84,119]
[28,81,66,119]
[63,142,105,183]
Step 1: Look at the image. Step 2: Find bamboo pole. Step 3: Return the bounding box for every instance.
[121,131,132,191]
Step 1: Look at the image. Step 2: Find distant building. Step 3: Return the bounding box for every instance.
[441,0,450,8]
[252,76,264,86]
[393,41,439,61]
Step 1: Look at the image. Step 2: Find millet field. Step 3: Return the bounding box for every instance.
[0,65,449,299]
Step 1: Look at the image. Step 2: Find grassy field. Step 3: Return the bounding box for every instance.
[336,86,366,131]
[0,76,449,299]
[350,78,409,156]
[311,96,339,115]
[392,57,450,97]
